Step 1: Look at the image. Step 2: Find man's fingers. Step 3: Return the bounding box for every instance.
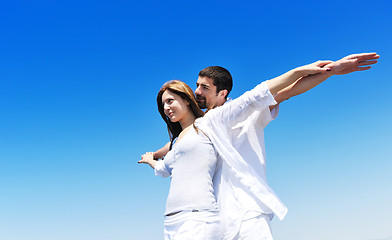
[348,52,379,60]
[356,55,380,62]
[356,66,372,71]
[358,60,378,66]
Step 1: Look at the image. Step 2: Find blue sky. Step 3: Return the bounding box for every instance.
[0,0,391,239]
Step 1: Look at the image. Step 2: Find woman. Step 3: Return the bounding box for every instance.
[139,80,222,240]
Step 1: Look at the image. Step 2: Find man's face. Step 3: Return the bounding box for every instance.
[195,76,219,109]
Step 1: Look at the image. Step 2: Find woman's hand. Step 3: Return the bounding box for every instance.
[138,152,157,169]
[325,53,379,75]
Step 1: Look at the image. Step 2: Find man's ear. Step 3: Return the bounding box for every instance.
[218,89,228,99]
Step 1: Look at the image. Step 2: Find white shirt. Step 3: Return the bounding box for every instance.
[195,82,287,240]
[155,127,219,216]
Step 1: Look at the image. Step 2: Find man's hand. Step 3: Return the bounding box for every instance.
[327,52,379,75]
[273,52,380,105]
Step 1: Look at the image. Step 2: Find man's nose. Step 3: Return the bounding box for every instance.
[195,87,201,95]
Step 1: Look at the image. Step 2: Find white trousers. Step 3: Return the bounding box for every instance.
[237,213,273,240]
[164,211,221,240]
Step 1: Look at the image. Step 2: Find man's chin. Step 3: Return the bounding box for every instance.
[197,101,207,109]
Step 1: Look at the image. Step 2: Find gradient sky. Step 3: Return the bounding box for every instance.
[1,0,391,240]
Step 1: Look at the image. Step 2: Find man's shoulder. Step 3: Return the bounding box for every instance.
[224,97,233,105]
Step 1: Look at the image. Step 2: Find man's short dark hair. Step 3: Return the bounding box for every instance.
[199,66,233,98]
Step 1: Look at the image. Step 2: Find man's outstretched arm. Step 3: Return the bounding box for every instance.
[265,60,333,95]
[273,52,379,104]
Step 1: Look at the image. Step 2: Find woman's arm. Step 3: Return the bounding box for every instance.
[273,52,379,104]
[265,60,332,95]
[202,53,379,128]
[139,152,172,177]
[153,142,171,160]
[138,152,157,169]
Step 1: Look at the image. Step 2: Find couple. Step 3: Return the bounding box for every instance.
[139,53,379,240]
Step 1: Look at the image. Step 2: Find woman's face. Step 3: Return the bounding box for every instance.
[161,90,190,123]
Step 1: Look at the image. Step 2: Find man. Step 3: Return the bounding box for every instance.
[147,53,379,239]
[195,66,233,109]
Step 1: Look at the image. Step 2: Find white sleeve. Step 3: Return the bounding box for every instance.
[154,160,171,178]
[270,103,279,120]
[203,82,277,129]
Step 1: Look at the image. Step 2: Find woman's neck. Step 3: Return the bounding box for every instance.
[179,114,196,131]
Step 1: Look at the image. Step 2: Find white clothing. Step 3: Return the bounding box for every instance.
[237,213,273,240]
[155,127,219,216]
[195,82,287,240]
[164,210,221,240]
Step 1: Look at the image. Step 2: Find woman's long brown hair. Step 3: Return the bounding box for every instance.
[157,80,204,142]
